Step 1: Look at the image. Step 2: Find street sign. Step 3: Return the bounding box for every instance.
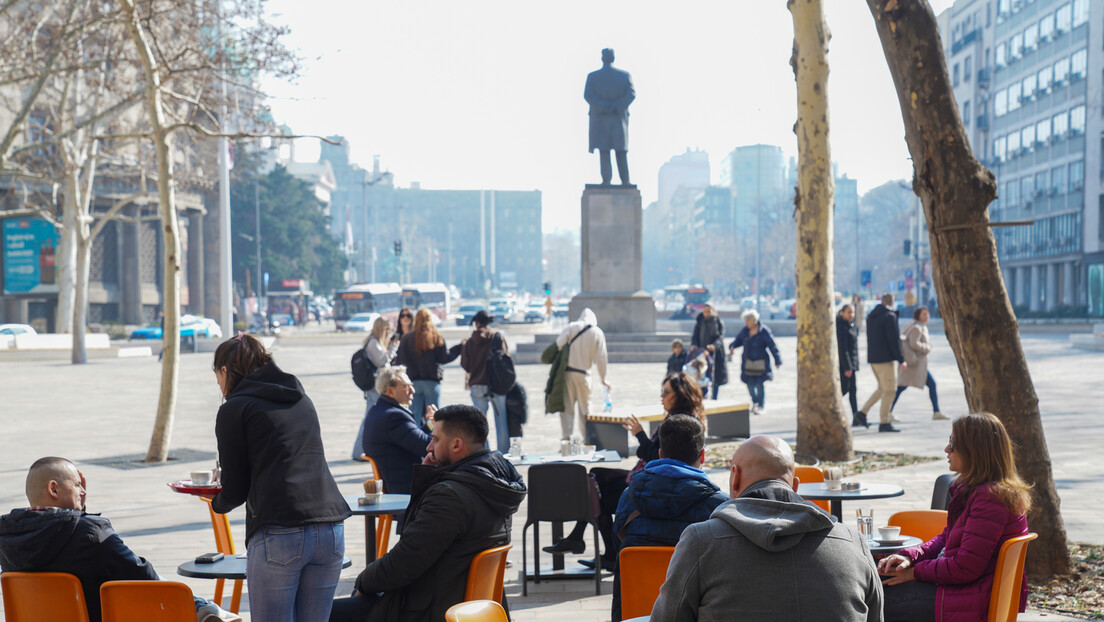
[897,280,906,290]
[861,270,872,288]
[905,268,914,279]
[906,277,914,289]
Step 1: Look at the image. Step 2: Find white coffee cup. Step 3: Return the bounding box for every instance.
[190,470,213,486]
[878,525,902,540]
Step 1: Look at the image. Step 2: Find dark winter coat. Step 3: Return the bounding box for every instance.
[666,351,688,375]
[211,363,350,544]
[0,508,159,622]
[731,323,782,383]
[866,304,904,364]
[541,341,568,414]
[899,482,1029,622]
[396,333,462,383]
[836,315,860,373]
[362,394,431,495]
[505,383,528,437]
[460,328,506,387]
[692,314,728,386]
[354,449,527,622]
[613,459,727,550]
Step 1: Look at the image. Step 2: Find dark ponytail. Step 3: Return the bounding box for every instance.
[213,334,273,395]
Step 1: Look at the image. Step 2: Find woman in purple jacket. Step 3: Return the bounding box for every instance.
[879,413,1032,622]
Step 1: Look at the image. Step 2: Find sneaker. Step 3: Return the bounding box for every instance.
[878,423,901,433]
[756,406,768,416]
[542,538,586,554]
[932,412,949,420]
[197,603,243,622]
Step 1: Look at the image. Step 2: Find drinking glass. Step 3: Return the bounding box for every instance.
[856,507,874,541]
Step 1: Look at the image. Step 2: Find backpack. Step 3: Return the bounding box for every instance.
[351,348,378,391]
[486,333,516,396]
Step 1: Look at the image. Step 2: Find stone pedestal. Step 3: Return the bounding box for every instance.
[569,185,655,333]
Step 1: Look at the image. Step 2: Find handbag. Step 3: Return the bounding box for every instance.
[743,355,768,376]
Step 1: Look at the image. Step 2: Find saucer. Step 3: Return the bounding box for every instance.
[875,537,909,546]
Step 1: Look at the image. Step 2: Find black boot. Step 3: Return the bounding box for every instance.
[879,423,901,433]
[852,411,869,428]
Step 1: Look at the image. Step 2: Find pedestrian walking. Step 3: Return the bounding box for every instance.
[857,293,905,432]
[728,309,782,415]
[552,308,609,441]
[836,304,860,424]
[351,316,399,460]
[667,339,688,374]
[891,306,947,421]
[396,308,462,423]
[460,310,511,451]
[691,304,727,399]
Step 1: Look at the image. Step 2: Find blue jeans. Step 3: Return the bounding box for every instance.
[352,390,380,459]
[745,379,766,407]
[470,384,509,452]
[410,379,442,421]
[891,371,940,413]
[246,522,345,622]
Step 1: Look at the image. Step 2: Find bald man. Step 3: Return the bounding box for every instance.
[650,436,884,621]
[0,457,240,622]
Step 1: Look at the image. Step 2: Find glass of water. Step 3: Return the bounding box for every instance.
[856,507,874,541]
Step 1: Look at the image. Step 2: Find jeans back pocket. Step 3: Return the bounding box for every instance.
[262,526,304,567]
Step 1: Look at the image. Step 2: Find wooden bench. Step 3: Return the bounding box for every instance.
[585,400,751,458]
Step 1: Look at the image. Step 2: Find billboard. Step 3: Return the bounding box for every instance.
[3,218,60,295]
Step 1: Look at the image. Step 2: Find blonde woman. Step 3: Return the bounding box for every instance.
[396,308,462,423]
[351,316,398,460]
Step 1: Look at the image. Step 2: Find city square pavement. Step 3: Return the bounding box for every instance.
[0,325,1098,620]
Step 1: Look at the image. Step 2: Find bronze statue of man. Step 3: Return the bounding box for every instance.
[584,48,635,186]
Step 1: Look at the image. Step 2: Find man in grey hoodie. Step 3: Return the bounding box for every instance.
[650,435,884,621]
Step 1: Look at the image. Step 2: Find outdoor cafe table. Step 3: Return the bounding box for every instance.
[868,535,924,557]
[797,482,905,522]
[344,493,410,566]
[178,554,352,580]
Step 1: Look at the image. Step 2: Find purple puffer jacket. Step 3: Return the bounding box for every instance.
[899,482,1029,622]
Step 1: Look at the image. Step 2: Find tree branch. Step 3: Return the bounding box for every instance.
[90,190,147,238]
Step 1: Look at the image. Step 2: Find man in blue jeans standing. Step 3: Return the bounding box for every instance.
[460,310,511,452]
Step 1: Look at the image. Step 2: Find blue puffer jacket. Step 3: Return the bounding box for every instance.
[612,459,728,549]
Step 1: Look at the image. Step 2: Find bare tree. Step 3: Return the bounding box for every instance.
[866,0,1069,576]
[790,0,852,461]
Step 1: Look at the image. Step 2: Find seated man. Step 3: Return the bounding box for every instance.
[650,435,884,621]
[362,365,431,494]
[330,404,527,622]
[610,414,727,622]
[0,457,239,622]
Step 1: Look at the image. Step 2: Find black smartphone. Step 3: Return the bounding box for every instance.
[195,552,224,564]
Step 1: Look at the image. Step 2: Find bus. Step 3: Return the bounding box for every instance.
[401,282,451,323]
[662,284,711,315]
[333,282,402,331]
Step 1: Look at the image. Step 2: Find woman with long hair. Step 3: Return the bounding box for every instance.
[351,316,399,460]
[396,308,461,422]
[209,335,350,622]
[395,307,414,341]
[879,413,1033,621]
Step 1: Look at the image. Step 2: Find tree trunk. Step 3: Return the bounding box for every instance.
[866,0,1070,577]
[790,0,852,461]
[56,190,77,335]
[122,0,181,463]
[72,227,91,364]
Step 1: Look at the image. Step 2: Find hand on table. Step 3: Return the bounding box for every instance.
[622,414,644,436]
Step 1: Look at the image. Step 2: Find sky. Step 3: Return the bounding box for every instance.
[262,0,956,232]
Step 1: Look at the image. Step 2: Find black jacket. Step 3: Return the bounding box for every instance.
[396,333,463,382]
[505,383,528,437]
[836,315,859,372]
[0,508,159,622]
[692,314,728,386]
[362,394,431,494]
[211,362,351,543]
[354,449,527,622]
[866,304,904,364]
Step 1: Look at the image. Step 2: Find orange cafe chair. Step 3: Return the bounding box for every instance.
[889,510,949,543]
[361,454,393,558]
[464,544,511,603]
[794,465,832,513]
[619,546,676,620]
[201,497,243,613]
[100,580,195,622]
[1,571,90,622]
[445,600,508,622]
[988,533,1038,622]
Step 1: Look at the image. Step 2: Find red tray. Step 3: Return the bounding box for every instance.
[168,480,222,495]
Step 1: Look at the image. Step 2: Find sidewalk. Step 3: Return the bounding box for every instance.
[0,331,1098,620]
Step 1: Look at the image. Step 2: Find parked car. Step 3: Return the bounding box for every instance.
[0,323,37,348]
[343,312,378,333]
[524,304,547,323]
[269,313,295,328]
[129,314,222,340]
[771,298,797,320]
[455,303,486,326]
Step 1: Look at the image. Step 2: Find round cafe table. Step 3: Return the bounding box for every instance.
[797,482,904,523]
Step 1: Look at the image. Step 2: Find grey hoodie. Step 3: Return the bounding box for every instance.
[650,479,884,622]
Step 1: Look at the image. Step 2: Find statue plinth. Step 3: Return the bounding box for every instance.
[569,185,656,334]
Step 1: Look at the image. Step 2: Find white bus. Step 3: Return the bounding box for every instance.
[401,282,451,323]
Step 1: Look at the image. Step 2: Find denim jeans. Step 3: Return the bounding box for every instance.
[352,390,380,459]
[246,522,345,622]
[891,371,940,413]
[745,378,766,407]
[470,384,509,452]
[410,379,442,421]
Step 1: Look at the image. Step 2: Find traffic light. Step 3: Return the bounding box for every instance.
[903,239,911,256]
[394,240,402,256]
[543,281,551,295]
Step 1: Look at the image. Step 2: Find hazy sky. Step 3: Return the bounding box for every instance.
[263,0,955,232]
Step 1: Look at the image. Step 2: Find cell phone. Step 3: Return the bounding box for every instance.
[195,552,224,564]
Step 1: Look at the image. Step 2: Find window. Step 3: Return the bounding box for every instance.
[1009,33,1023,60]
[1021,177,1035,204]
[1037,66,1052,92]
[1037,117,1051,143]
[1035,171,1049,196]
[1054,56,1070,83]
[1008,82,1022,111]
[1070,104,1086,133]
[1022,74,1036,100]
[1022,125,1036,150]
[995,89,1008,116]
[1073,0,1089,26]
[1008,131,1022,153]
[1023,23,1038,50]
[994,135,1007,161]
[953,63,960,86]
[1071,49,1087,77]
[1006,179,1019,205]
[1053,111,1069,137]
[1051,165,1065,193]
[964,100,971,125]
[965,56,973,81]
[995,42,1007,67]
[1069,160,1085,191]
[998,0,1011,17]
[1038,14,1055,40]
[1056,2,1072,32]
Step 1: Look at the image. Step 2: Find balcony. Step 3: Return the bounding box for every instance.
[976,114,989,130]
[952,28,981,56]
[977,67,991,87]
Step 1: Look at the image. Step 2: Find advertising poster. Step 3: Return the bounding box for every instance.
[2,218,61,295]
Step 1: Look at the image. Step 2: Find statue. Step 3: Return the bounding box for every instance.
[584,48,635,186]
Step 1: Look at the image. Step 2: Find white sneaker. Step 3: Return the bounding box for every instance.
[197,603,243,622]
[757,406,768,416]
[749,404,760,415]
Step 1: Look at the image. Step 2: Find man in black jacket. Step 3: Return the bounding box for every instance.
[330,405,527,622]
[859,293,905,433]
[0,457,239,622]
[836,304,861,427]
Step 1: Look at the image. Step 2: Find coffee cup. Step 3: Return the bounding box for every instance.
[878,526,901,540]
[190,470,213,486]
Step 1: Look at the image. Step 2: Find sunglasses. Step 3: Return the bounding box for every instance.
[948,435,955,452]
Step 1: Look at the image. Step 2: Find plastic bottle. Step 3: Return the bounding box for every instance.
[603,386,613,413]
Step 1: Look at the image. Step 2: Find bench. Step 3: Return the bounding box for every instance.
[585,400,751,458]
